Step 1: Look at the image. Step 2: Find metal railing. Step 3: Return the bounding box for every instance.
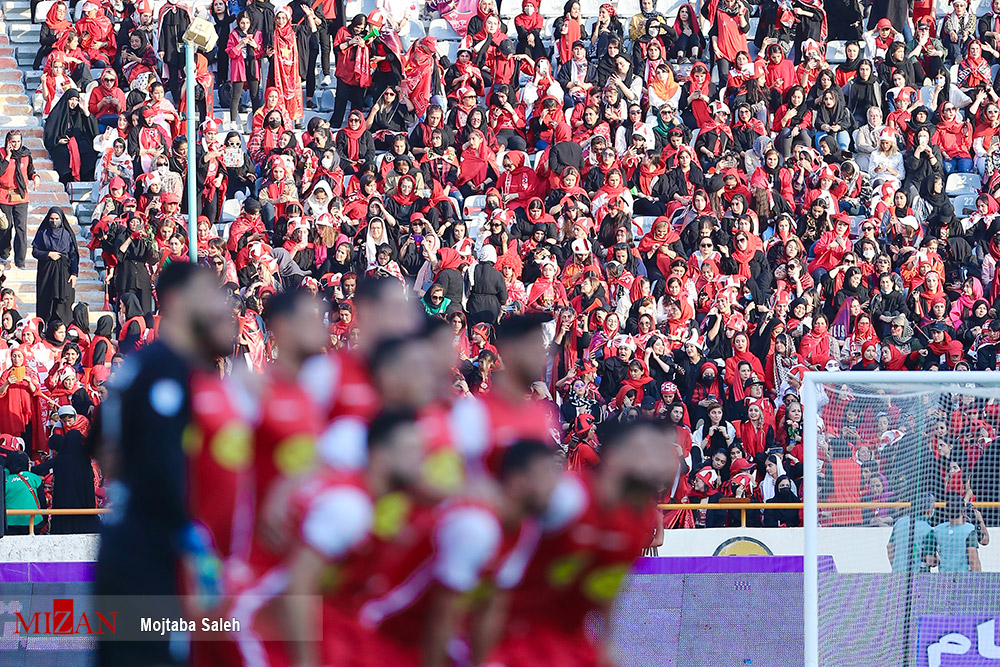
[6,508,111,535]
[657,501,1000,528]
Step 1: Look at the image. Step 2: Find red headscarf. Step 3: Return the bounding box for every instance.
[46,1,73,32]
[403,37,438,118]
[514,0,542,32]
[458,130,499,186]
[556,14,581,64]
[338,111,367,161]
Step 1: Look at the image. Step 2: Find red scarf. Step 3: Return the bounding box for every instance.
[637,162,665,195]
[46,2,72,32]
[514,0,542,32]
[392,175,419,206]
[403,37,438,117]
[273,12,303,121]
[338,114,367,160]
[556,17,581,63]
[458,131,498,186]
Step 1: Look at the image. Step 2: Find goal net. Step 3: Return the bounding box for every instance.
[802,372,1000,667]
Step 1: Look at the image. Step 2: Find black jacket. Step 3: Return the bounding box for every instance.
[467,261,508,324]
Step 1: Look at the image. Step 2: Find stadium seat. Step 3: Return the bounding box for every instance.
[826,41,847,64]
[946,173,982,197]
[34,0,55,23]
[617,0,642,16]
[464,195,487,220]
[428,18,460,41]
[579,0,602,16]
[634,216,657,234]
[435,40,459,61]
[539,0,564,17]
[952,193,979,215]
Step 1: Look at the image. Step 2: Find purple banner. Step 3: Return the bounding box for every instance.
[916,616,1000,667]
[0,561,94,583]
[630,555,838,575]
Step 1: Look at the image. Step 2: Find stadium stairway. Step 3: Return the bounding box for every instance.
[0,3,108,324]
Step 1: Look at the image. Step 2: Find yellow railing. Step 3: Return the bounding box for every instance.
[6,508,111,535]
[657,501,1000,528]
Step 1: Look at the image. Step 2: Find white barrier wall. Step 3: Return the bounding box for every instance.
[657,527,1000,572]
[0,534,99,562]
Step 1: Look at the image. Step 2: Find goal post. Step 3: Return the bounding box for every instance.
[802,371,1000,667]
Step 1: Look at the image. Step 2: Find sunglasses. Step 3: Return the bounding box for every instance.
[226,141,240,147]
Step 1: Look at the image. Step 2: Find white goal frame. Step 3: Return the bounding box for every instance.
[802,370,1000,667]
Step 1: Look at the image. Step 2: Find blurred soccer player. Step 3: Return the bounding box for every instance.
[227,289,328,664]
[486,420,675,667]
[355,439,560,667]
[303,277,421,469]
[95,262,235,667]
[281,410,426,666]
[451,314,560,476]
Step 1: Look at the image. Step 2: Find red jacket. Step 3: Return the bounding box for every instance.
[932,120,972,159]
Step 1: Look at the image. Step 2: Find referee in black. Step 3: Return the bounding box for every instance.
[95,262,236,666]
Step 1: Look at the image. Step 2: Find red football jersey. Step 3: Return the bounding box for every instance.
[186,371,254,560]
[490,474,660,667]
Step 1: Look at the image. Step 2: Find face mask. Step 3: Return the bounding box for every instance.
[936,78,946,87]
[863,248,875,260]
[157,165,168,175]
[322,157,334,169]
[268,119,281,129]
[701,375,715,385]
[50,218,61,227]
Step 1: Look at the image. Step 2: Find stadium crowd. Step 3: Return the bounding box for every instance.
[3,0,1000,553]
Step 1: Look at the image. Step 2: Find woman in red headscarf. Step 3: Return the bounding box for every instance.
[498,150,541,212]
[76,1,116,65]
[273,7,303,122]
[724,330,765,388]
[974,102,1000,175]
[799,314,839,369]
[336,110,375,175]
[553,0,582,65]
[35,1,73,69]
[0,348,41,448]
[808,213,853,274]
[401,36,439,118]
[958,39,992,92]
[457,129,500,196]
[526,259,570,312]
[252,87,292,132]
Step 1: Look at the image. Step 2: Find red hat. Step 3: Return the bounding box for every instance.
[875,17,892,29]
[818,165,838,181]
[137,0,153,13]
[695,468,720,491]
[161,192,180,205]
[753,59,767,78]
[917,15,934,26]
[572,413,596,435]
[731,458,755,475]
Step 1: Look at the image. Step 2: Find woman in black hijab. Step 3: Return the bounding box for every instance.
[845,59,882,128]
[32,431,98,534]
[30,207,78,326]
[368,87,415,150]
[43,90,98,185]
[89,315,116,367]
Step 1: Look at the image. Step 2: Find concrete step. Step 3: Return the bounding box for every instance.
[0,67,22,83]
[6,24,37,42]
[14,46,32,67]
[0,102,33,115]
[1,5,31,20]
